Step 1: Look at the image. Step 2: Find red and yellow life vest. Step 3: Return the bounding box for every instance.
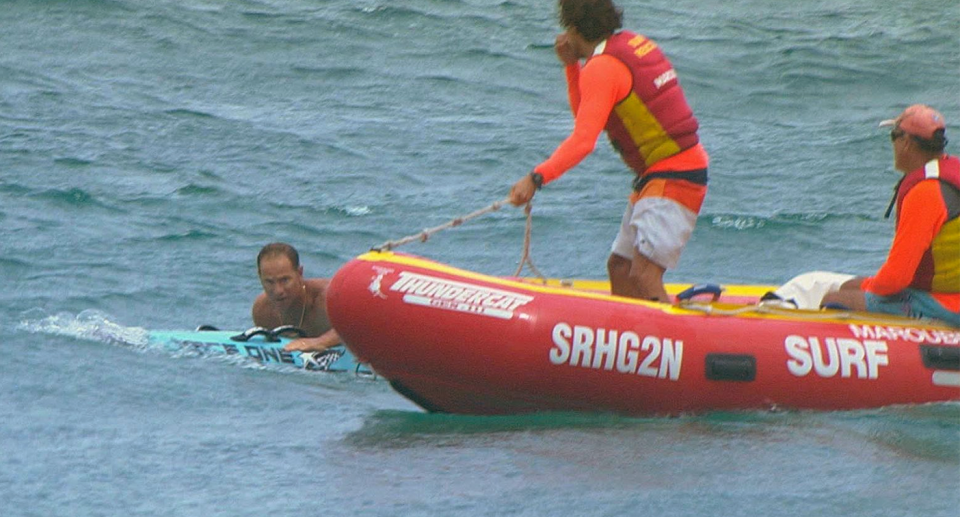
[597,31,701,176]
[895,155,960,293]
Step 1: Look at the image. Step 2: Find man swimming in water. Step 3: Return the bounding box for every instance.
[252,242,342,351]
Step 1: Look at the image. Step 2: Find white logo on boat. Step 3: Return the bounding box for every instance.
[549,323,683,381]
[389,271,533,319]
[848,324,960,345]
[785,335,889,380]
[369,267,392,299]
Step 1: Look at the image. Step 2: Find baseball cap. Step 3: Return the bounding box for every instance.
[878,104,946,140]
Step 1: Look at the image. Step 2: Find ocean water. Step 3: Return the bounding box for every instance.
[2,0,958,515]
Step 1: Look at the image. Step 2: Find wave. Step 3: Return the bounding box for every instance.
[290,65,365,79]
[829,404,960,463]
[19,0,134,11]
[174,183,221,197]
[14,310,301,375]
[163,108,217,119]
[345,403,960,457]
[0,181,30,196]
[21,186,126,215]
[703,212,875,231]
[16,309,149,349]
[239,10,287,21]
[32,187,98,208]
[333,204,371,217]
[0,256,30,271]
[52,157,94,167]
[345,409,654,447]
[355,4,442,20]
[156,229,217,242]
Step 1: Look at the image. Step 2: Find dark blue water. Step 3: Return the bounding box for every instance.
[2,1,958,515]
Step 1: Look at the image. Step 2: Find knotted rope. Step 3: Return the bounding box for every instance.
[513,201,546,281]
[371,198,546,282]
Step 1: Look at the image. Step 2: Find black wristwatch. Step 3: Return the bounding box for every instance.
[529,171,544,190]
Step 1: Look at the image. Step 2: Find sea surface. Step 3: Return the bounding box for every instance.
[2,0,958,515]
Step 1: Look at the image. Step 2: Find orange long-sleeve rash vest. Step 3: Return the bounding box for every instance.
[533,56,633,184]
[861,180,960,311]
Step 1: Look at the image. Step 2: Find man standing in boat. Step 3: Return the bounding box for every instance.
[821,105,960,327]
[508,0,709,302]
[252,242,343,351]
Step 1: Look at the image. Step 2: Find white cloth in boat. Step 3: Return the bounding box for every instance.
[765,271,855,310]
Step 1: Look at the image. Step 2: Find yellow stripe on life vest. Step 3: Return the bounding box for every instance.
[613,93,681,166]
[931,216,960,292]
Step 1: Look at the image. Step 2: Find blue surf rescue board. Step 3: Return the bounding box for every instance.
[147,325,372,375]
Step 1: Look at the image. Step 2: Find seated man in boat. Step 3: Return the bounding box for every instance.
[507,0,709,302]
[252,242,343,351]
[820,105,959,327]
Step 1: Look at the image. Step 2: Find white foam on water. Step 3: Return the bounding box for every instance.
[16,309,149,348]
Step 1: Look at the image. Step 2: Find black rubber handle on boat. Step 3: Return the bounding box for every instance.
[676,283,723,302]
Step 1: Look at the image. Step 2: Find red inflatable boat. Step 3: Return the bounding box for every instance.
[327,251,960,417]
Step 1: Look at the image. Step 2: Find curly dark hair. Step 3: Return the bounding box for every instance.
[558,0,623,42]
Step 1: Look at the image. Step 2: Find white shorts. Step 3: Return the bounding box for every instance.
[610,197,698,270]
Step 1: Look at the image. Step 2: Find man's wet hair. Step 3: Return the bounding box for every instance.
[558,0,623,42]
[257,242,300,274]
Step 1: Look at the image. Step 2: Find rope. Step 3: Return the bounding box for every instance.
[513,202,546,282]
[371,204,944,326]
[371,198,510,252]
[370,197,547,282]
[369,204,933,326]
[677,300,932,325]
[678,302,818,318]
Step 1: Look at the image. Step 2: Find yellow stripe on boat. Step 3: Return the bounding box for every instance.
[356,251,954,328]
